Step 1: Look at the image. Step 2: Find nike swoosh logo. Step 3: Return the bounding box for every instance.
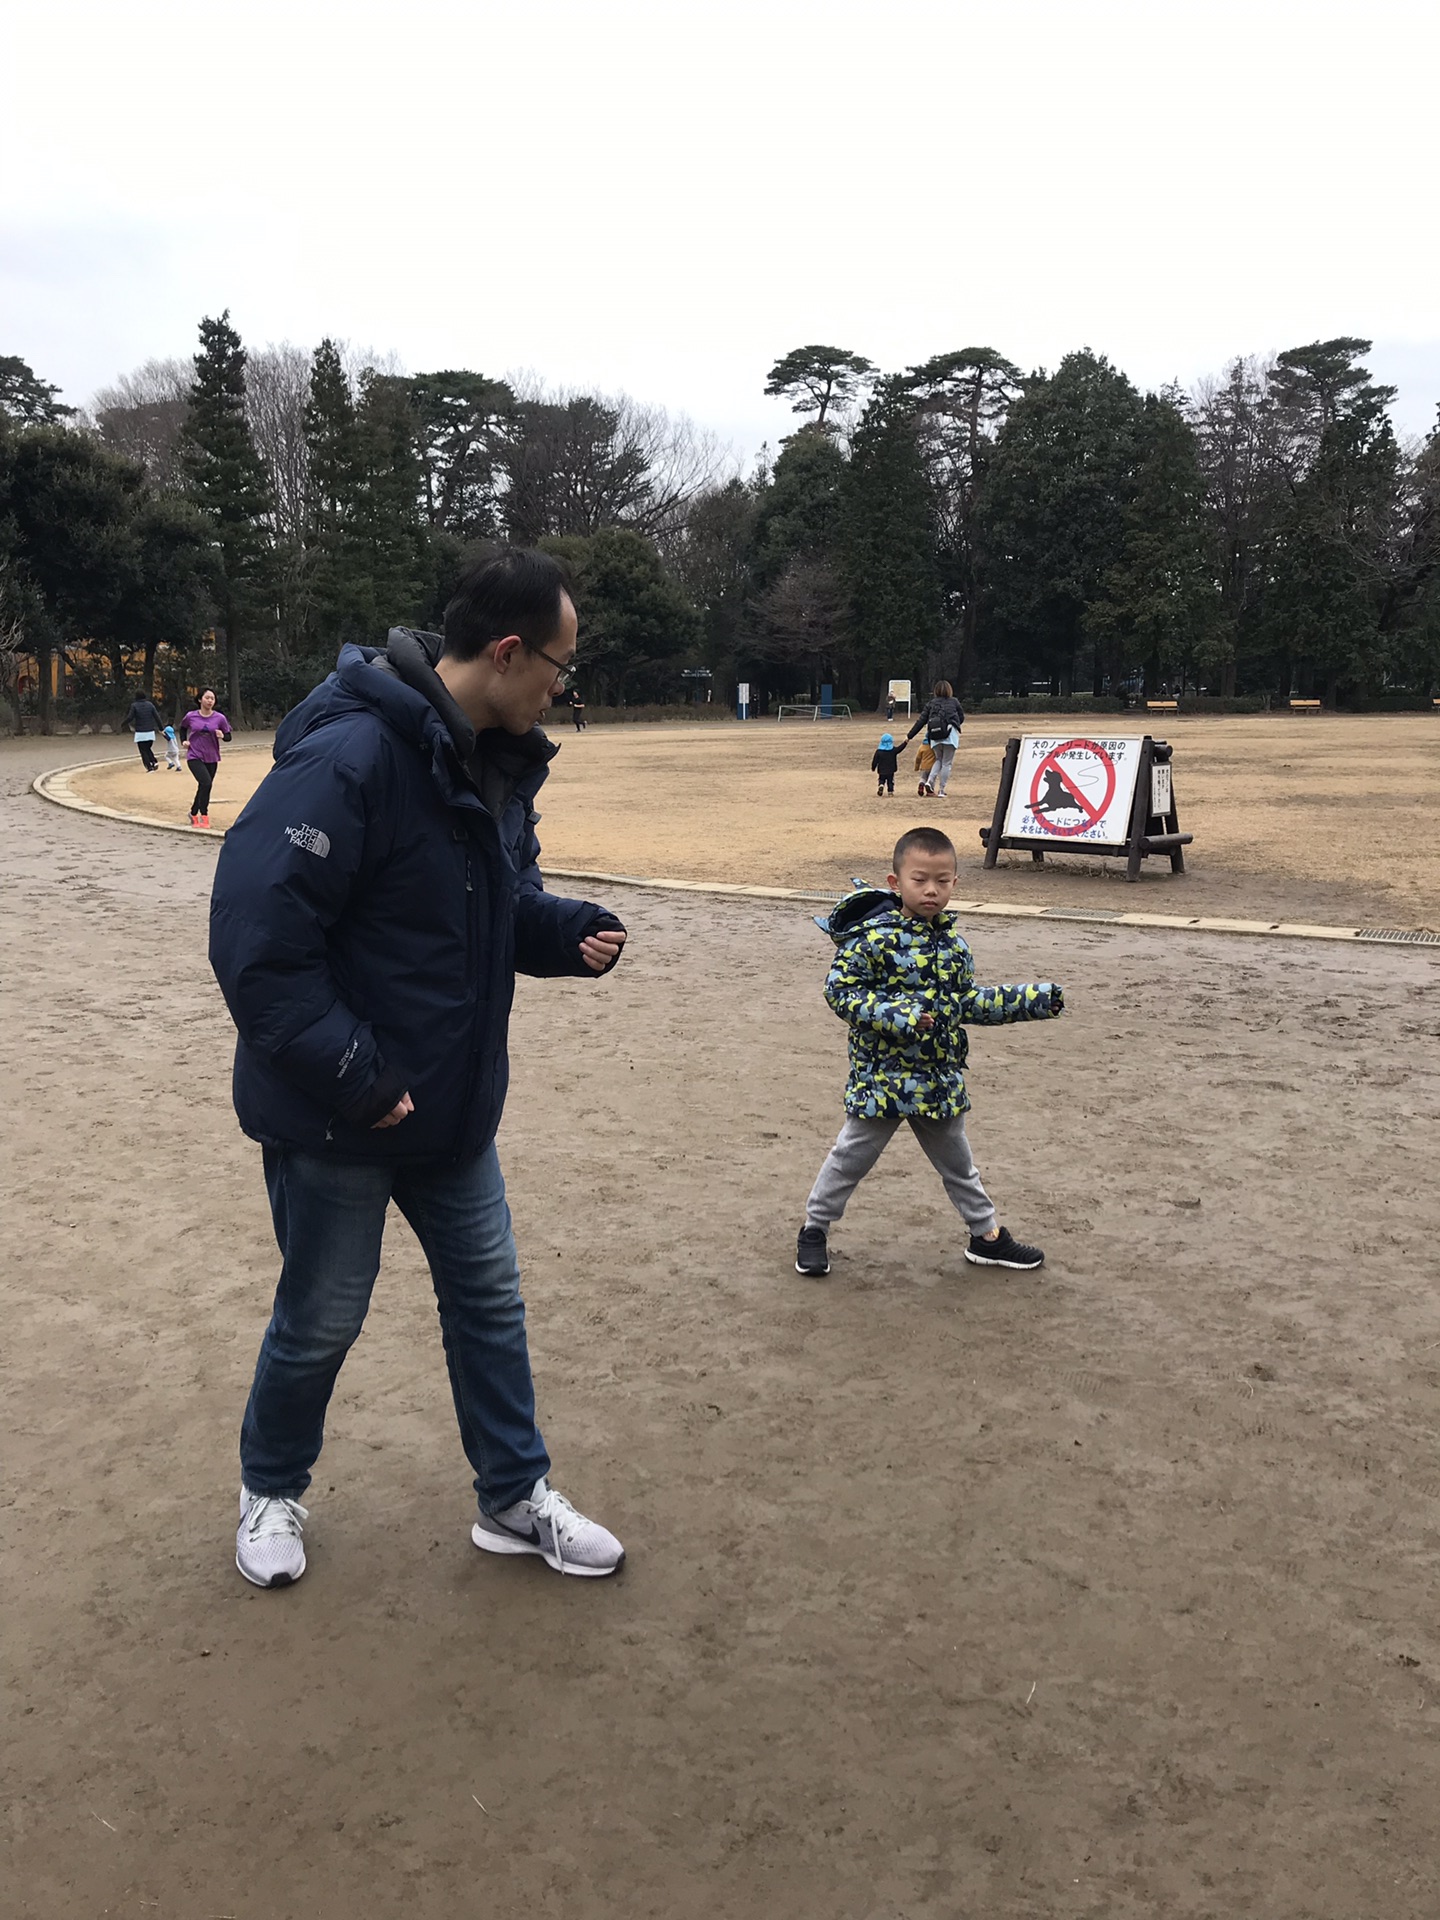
[495,1518,542,1546]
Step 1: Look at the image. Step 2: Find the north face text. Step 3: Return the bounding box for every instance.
[284,823,331,858]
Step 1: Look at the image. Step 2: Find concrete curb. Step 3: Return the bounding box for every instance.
[33,760,226,836]
[33,757,1440,951]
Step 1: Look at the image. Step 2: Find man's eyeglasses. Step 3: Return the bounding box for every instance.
[530,642,576,690]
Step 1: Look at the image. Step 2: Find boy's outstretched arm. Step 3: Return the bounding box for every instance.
[824,939,927,1038]
[954,945,1065,1025]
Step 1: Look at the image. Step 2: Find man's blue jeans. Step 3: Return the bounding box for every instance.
[240,1144,550,1514]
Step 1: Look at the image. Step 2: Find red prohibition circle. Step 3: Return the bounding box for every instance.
[1027,737,1116,837]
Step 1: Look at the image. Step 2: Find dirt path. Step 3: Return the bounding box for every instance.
[66,712,1440,930]
[5,734,1440,1918]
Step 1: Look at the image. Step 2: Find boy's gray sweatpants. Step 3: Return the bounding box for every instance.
[805,1113,997,1236]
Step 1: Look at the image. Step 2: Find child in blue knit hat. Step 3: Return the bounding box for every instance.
[871,732,899,797]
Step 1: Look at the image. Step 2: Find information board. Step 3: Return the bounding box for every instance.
[1001,735,1145,847]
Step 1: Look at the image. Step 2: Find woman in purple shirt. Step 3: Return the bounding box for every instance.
[179,688,232,827]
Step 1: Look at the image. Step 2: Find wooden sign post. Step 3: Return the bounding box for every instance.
[979,733,1191,881]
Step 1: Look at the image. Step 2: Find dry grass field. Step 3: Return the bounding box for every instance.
[72,711,1440,929]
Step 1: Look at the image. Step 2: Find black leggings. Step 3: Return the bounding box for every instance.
[136,738,158,770]
[189,758,216,817]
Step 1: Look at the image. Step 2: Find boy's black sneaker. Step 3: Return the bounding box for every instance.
[964,1226,1044,1270]
[795,1225,830,1276]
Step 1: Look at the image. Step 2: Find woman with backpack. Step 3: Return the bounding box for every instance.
[904,680,965,798]
[124,691,166,771]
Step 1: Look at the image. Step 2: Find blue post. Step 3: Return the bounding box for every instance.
[820,682,834,718]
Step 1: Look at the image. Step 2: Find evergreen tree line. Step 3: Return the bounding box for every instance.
[2,327,1437,733]
[0,317,715,730]
[702,341,1440,712]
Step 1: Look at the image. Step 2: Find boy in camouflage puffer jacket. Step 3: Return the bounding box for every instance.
[796,826,1064,1277]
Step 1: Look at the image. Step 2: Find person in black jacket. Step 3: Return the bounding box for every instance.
[904,680,965,798]
[210,549,630,1589]
[870,732,900,795]
[124,692,165,770]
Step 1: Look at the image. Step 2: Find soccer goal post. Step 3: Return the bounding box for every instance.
[776,703,820,721]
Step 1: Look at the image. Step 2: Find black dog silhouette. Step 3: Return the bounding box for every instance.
[1033,767,1087,814]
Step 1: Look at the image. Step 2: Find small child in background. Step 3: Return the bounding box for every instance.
[914,740,937,796]
[871,732,899,797]
[162,725,182,771]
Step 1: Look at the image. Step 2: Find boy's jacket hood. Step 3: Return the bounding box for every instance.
[817,880,953,944]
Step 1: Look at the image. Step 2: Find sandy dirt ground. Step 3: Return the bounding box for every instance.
[6,731,1440,1919]
[72,712,1440,930]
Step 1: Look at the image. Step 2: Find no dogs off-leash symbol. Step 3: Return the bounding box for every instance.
[1028,738,1117,837]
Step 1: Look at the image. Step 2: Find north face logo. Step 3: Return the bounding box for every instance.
[284,823,331,858]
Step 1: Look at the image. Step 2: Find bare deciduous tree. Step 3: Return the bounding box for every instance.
[245,343,313,544]
[92,357,192,490]
[500,375,733,546]
[745,555,847,683]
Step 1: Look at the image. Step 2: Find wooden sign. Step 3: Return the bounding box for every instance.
[981,733,1191,881]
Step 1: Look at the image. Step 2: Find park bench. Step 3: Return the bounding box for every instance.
[1145,699,1179,713]
[1289,699,1322,714]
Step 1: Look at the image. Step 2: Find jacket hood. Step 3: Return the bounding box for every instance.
[815,879,956,944]
[273,630,559,781]
[385,626,476,757]
[815,880,900,942]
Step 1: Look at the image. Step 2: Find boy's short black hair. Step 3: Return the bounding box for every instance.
[443,547,572,663]
[892,827,957,871]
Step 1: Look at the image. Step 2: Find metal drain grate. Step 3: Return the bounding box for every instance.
[1041,907,1124,922]
[1356,927,1440,945]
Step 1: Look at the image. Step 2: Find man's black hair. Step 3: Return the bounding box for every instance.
[892,826,957,871]
[442,546,572,663]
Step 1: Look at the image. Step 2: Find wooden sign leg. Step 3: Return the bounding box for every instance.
[1125,736,1154,882]
[983,737,1020,870]
[1167,771,1186,872]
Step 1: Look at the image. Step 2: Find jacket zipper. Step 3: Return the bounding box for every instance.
[458,833,481,1158]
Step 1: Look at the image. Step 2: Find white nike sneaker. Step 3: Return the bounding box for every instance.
[236,1485,309,1588]
[471,1478,625,1577]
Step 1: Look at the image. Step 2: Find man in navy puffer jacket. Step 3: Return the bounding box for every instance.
[211,549,629,1588]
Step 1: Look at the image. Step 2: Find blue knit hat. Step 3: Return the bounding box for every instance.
[879,732,895,749]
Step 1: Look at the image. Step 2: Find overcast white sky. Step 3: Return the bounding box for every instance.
[4,0,1437,458]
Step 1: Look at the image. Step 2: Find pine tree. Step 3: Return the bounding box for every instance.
[838,379,941,692]
[180,311,273,718]
[1187,356,1286,697]
[351,372,432,636]
[0,354,75,424]
[302,338,362,650]
[764,346,876,432]
[751,426,846,587]
[976,352,1145,695]
[1088,391,1221,695]
[904,349,1022,686]
[1262,339,1399,700]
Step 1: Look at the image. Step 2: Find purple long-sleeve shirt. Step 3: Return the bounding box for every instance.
[181,710,231,763]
